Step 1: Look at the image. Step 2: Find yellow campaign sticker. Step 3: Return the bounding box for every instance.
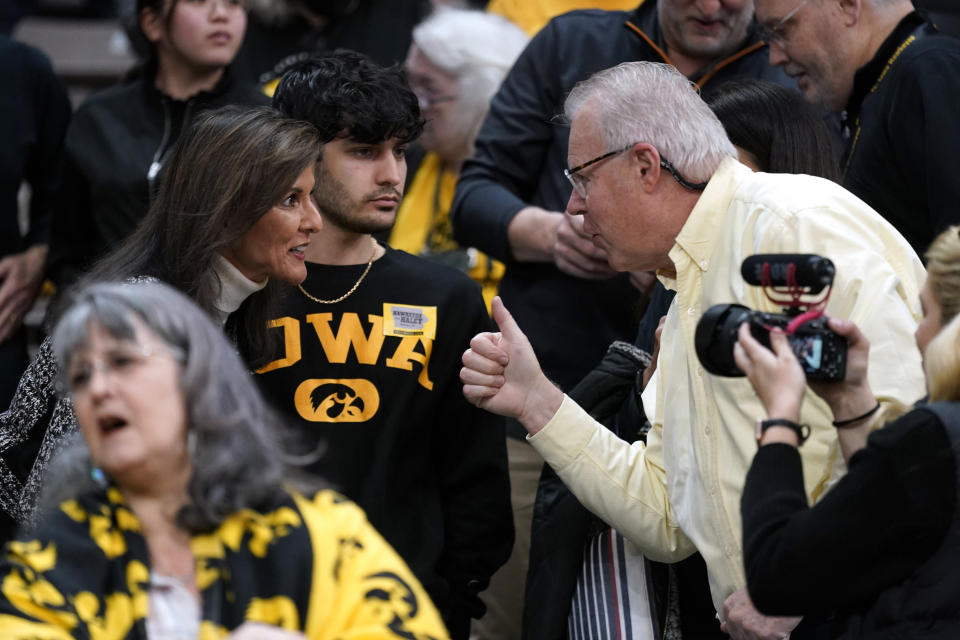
[382,303,437,339]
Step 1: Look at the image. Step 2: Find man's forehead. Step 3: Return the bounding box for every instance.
[754,0,797,22]
[567,108,603,163]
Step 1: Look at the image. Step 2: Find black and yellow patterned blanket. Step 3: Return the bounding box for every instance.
[0,487,449,639]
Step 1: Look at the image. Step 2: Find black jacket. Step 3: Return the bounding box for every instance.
[0,36,70,259]
[742,403,959,638]
[842,12,960,256]
[47,66,268,287]
[451,2,796,411]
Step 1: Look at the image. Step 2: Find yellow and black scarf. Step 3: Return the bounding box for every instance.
[0,487,449,639]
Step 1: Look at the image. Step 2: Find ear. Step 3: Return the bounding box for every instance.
[630,142,663,193]
[836,0,862,27]
[140,6,166,45]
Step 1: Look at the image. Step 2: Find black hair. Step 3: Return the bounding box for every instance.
[705,79,842,181]
[124,0,175,61]
[272,49,424,144]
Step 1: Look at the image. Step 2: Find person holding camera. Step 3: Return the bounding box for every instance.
[459,61,927,640]
[735,233,960,637]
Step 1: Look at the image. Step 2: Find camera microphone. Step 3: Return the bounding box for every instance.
[740,254,835,294]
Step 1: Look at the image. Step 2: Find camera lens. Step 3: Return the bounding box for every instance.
[694,304,752,377]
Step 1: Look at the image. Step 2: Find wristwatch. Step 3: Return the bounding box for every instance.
[755,418,810,445]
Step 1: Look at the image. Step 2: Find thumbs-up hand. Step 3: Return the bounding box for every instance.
[461,297,564,435]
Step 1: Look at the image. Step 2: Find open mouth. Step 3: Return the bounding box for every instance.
[99,416,128,433]
[289,244,308,259]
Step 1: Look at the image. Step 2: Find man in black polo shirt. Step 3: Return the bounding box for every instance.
[755,0,960,256]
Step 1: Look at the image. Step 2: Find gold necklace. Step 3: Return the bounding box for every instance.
[298,238,378,304]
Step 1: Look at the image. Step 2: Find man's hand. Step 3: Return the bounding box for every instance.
[553,212,617,280]
[0,245,47,342]
[461,296,564,434]
[506,207,617,279]
[721,587,801,640]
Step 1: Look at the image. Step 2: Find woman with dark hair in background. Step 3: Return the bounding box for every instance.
[525,78,843,640]
[46,0,268,288]
[707,79,842,182]
[0,106,322,544]
[0,280,449,639]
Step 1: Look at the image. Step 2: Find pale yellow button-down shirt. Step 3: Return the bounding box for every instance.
[528,158,927,615]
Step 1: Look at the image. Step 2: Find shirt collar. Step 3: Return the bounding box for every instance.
[211,254,268,326]
[666,157,748,279]
[847,11,925,122]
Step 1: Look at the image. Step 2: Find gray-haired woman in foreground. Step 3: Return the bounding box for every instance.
[0,281,449,639]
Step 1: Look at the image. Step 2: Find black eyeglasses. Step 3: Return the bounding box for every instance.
[564,143,708,198]
[757,0,809,47]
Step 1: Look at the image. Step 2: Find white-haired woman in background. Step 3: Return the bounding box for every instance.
[389,7,528,310]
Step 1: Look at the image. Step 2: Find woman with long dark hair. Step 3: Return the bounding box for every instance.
[0,106,321,542]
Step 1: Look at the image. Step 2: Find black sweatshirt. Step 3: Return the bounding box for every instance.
[255,247,513,639]
[742,408,954,617]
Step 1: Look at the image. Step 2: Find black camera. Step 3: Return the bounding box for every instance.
[694,255,847,381]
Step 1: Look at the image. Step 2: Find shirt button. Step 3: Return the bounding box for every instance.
[696,366,704,376]
[700,260,708,269]
[687,307,696,316]
[704,425,711,435]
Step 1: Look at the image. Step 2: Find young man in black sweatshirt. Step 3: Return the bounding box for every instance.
[259,50,513,639]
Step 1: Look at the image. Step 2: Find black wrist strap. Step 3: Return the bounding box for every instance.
[756,418,811,445]
[832,401,881,428]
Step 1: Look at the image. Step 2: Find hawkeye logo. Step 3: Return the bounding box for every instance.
[294,379,379,423]
[257,307,438,424]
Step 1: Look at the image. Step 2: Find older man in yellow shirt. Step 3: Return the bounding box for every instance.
[460,61,925,640]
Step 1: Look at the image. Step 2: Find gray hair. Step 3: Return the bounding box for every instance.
[412,7,528,133]
[564,62,737,182]
[47,280,319,532]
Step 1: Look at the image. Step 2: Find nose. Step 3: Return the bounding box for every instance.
[768,39,789,67]
[566,187,587,217]
[302,195,323,234]
[376,155,403,187]
[85,364,115,400]
[697,0,722,16]
[208,0,229,19]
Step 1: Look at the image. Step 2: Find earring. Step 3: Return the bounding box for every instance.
[91,466,108,489]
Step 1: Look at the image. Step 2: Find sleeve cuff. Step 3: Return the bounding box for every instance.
[527,395,605,471]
